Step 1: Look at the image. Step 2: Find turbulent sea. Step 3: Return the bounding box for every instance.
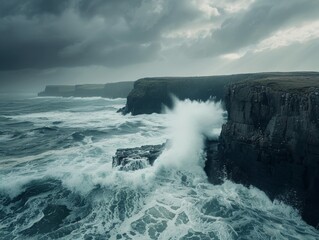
[0,95,319,240]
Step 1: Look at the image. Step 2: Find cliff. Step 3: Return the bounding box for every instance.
[38,85,75,97]
[38,81,133,98]
[123,75,242,115]
[216,72,319,227]
[122,73,315,115]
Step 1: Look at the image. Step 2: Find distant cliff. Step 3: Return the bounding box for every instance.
[122,73,314,115]
[38,81,134,98]
[215,72,319,227]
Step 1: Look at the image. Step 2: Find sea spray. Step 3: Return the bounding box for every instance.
[1,96,318,239]
[103,97,226,186]
[154,97,225,174]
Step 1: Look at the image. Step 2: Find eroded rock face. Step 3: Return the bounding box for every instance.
[203,140,227,185]
[217,75,319,227]
[112,144,165,171]
[122,74,259,115]
[122,73,319,115]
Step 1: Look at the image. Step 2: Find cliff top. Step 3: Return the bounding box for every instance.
[38,81,134,97]
[136,72,318,84]
[232,72,319,93]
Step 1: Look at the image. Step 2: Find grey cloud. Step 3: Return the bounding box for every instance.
[189,0,319,57]
[0,0,72,17]
[77,0,142,19]
[0,0,205,71]
[0,0,318,73]
[221,38,319,73]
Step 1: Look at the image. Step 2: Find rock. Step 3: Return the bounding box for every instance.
[122,73,311,115]
[204,140,225,184]
[122,75,249,115]
[38,85,75,97]
[112,144,165,171]
[215,72,319,228]
[38,81,134,98]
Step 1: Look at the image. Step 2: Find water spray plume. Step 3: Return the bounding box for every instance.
[155,97,226,173]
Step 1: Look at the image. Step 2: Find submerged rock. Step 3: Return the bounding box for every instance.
[216,72,319,228]
[112,144,165,171]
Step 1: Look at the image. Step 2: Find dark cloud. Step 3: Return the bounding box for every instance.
[77,0,142,19]
[0,0,206,70]
[0,0,318,75]
[0,0,71,17]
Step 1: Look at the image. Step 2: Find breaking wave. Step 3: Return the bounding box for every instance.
[0,96,318,239]
[155,98,225,173]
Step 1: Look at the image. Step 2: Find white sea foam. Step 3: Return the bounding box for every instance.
[1,97,318,239]
[155,97,225,175]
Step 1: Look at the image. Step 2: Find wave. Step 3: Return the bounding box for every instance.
[0,97,318,239]
[154,97,225,174]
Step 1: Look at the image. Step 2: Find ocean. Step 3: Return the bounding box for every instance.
[0,95,318,240]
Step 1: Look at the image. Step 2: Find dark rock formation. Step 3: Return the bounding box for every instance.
[204,140,225,185]
[216,72,319,228]
[122,73,311,115]
[101,82,134,98]
[122,75,239,115]
[38,81,133,98]
[74,84,105,97]
[112,144,165,171]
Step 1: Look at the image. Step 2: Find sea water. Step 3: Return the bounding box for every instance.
[0,95,318,239]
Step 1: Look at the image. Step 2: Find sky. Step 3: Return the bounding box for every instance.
[0,0,319,92]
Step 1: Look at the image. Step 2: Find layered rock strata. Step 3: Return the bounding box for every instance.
[217,74,319,227]
[122,73,318,115]
[122,74,256,115]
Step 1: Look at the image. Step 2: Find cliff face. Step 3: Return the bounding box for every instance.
[123,74,267,115]
[102,81,135,98]
[74,84,105,97]
[38,82,133,98]
[217,73,319,227]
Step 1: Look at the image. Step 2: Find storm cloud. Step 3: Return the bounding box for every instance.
[0,0,318,91]
[0,0,206,69]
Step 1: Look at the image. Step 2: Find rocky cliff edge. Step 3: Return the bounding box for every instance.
[217,72,319,227]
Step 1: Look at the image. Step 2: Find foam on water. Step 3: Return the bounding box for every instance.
[0,96,318,239]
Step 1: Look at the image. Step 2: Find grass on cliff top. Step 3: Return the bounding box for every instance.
[135,72,319,86]
[243,75,319,92]
[131,72,319,95]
